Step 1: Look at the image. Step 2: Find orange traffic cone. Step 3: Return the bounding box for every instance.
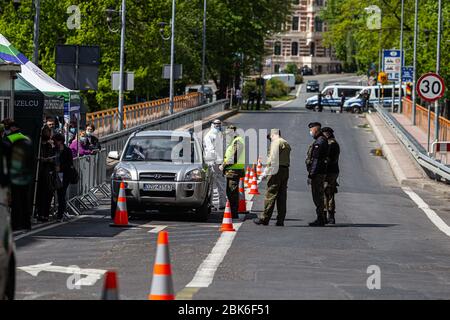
[220,200,236,232]
[238,178,248,216]
[257,159,263,177]
[249,174,260,195]
[110,182,135,228]
[248,168,255,188]
[244,167,250,188]
[102,271,119,300]
[149,231,175,300]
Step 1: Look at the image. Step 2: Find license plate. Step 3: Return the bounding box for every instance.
[143,184,173,192]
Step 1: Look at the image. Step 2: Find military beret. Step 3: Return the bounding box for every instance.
[308,122,321,128]
[321,127,334,134]
[227,125,237,131]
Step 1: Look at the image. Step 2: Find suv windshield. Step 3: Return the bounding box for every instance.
[123,136,201,163]
[307,80,318,84]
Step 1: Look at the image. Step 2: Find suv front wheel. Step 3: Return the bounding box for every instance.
[194,193,211,222]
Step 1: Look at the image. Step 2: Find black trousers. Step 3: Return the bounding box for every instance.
[11,184,32,230]
[57,183,70,218]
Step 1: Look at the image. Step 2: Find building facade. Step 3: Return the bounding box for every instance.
[264,0,341,75]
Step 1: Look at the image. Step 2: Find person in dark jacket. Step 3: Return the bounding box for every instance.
[317,93,323,112]
[85,123,101,151]
[53,133,74,222]
[322,127,340,225]
[306,122,328,227]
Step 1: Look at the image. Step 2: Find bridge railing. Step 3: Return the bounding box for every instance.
[86,92,202,137]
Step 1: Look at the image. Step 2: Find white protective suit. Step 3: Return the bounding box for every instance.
[204,124,227,208]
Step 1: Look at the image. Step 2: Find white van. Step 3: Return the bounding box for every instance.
[305,85,364,110]
[263,74,296,90]
[343,85,406,112]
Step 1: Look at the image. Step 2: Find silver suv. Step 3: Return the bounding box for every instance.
[108,130,213,221]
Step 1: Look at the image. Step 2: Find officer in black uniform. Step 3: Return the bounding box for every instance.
[322,127,340,225]
[306,122,328,227]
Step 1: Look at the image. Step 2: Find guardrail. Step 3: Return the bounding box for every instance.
[374,102,450,182]
[87,92,202,137]
[402,98,450,141]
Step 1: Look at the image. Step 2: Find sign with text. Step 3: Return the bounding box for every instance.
[417,73,446,102]
[402,66,414,83]
[383,50,403,81]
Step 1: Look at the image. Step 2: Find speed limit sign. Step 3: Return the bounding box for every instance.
[417,73,446,102]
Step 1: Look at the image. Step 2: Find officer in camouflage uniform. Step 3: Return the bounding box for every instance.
[221,125,246,219]
[254,129,291,226]
[322,127,340,225]
[306,122,329,227]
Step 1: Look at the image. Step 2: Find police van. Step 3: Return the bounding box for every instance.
[305,85,364,110]
[343,85,406,113]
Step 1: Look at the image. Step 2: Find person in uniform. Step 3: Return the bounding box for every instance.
[220,125,246,218]
[306,122,328,227]
[203,119,227,210]
[254,129,291,226]
[322,127,340,225]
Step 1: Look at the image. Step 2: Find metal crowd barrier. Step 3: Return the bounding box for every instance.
[67,150,111,215]
[374,103,450,182]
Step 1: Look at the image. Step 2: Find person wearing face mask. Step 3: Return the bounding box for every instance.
[70,131,93,158]
[203,119,226,210]
[305,122,328,227]
[67,121,78,145]
[85,123,101,152]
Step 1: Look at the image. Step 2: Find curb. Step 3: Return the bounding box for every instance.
[366,113,450,197]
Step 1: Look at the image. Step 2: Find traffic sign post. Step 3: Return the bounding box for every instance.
[416,72,446,153]
[402,66,414,83]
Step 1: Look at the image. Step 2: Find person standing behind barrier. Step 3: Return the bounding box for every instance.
[204,120,227,210]
[254,129,291,226]
[35,126,56,222]
[53,133,74,222]
[220,125,246,219]
[86,123,101,151]
[306,122,328,227]
[321,127,340,225]
[340,92,346,114]
[70,131,93,158]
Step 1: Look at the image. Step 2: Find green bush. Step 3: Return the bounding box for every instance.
[295,74,303,84]
[284,63,298,75]
[266,78,289,98]
[243,80,257,99]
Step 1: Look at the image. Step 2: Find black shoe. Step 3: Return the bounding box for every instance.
[276,221,284,227]
[253,218,269,226]
[328,213,336,225]
[309,219,325,227]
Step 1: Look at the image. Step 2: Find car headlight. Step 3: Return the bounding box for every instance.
[185,169,204,182]
[113,167,132,180]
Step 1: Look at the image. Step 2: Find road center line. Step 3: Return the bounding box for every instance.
[184,222,242,289]
[402,187,450,237]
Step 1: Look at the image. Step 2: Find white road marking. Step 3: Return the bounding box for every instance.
[402,187,450,237]
[186,223,243,288]
[140,224,168,233]
[14,216,89,241]
[296,84,303,97]
[272,100,295,109]
[18,262,106,287]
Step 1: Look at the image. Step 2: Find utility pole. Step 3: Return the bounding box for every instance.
[33,0,40,65]
[169,0,176,114]
[411,0,419,125]
[118,0,126,131]
[398,0,405,113]
[434,0,442,142]
[201,0,207,105]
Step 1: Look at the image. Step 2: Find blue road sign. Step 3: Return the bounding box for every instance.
[383,49,403,81]
[402,66,414,83]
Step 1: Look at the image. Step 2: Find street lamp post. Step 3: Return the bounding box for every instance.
[33,0,40,65]
[201,0,207,105]
[118,0,126,131]
[412,0,419,125]
[398,0,405,114]
[169,0,176,115]
[434,0,442,142]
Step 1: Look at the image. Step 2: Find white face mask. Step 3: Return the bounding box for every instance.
[310,130,314,138]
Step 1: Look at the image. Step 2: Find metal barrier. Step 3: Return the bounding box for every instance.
[374,103,450,182]
[87,93,202,137]
[431,141,450,165]
[402,98,450,142]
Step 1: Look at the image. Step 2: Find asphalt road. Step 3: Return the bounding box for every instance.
[14,74,450,300]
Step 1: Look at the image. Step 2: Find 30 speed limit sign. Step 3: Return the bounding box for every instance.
[417,73,446,102]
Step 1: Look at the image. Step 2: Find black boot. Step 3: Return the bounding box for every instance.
[328,212,335,225]
[309,215,326,227]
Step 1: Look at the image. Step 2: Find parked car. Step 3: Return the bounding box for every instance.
[305,85,364,110]
[108,130,213,221]
[343,85,406,113]
[186,85,214,103]
[306,80,320,92]
[300,65,313,76]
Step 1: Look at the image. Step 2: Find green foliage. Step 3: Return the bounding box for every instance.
[0,0,291,111]
[265,78,289,98]
[295,74,303,84]
[284,63,298,75]
[243,80,257,99]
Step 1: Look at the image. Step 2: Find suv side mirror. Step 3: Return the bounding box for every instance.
[108,151,120,160]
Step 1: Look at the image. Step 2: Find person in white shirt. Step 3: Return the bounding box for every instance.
[203,119,227,210]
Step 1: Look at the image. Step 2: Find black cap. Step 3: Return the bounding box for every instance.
[308,122,321,129]
[322,127,334,134]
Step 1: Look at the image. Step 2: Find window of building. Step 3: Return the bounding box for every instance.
[274,64,281,73]
[274,42,281,56]
[306,17,310,31]
[315,0,324,6]
[291,42,299,56]
[292,16,299,31]
[309,41,315,56]
[315,17,323,32]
